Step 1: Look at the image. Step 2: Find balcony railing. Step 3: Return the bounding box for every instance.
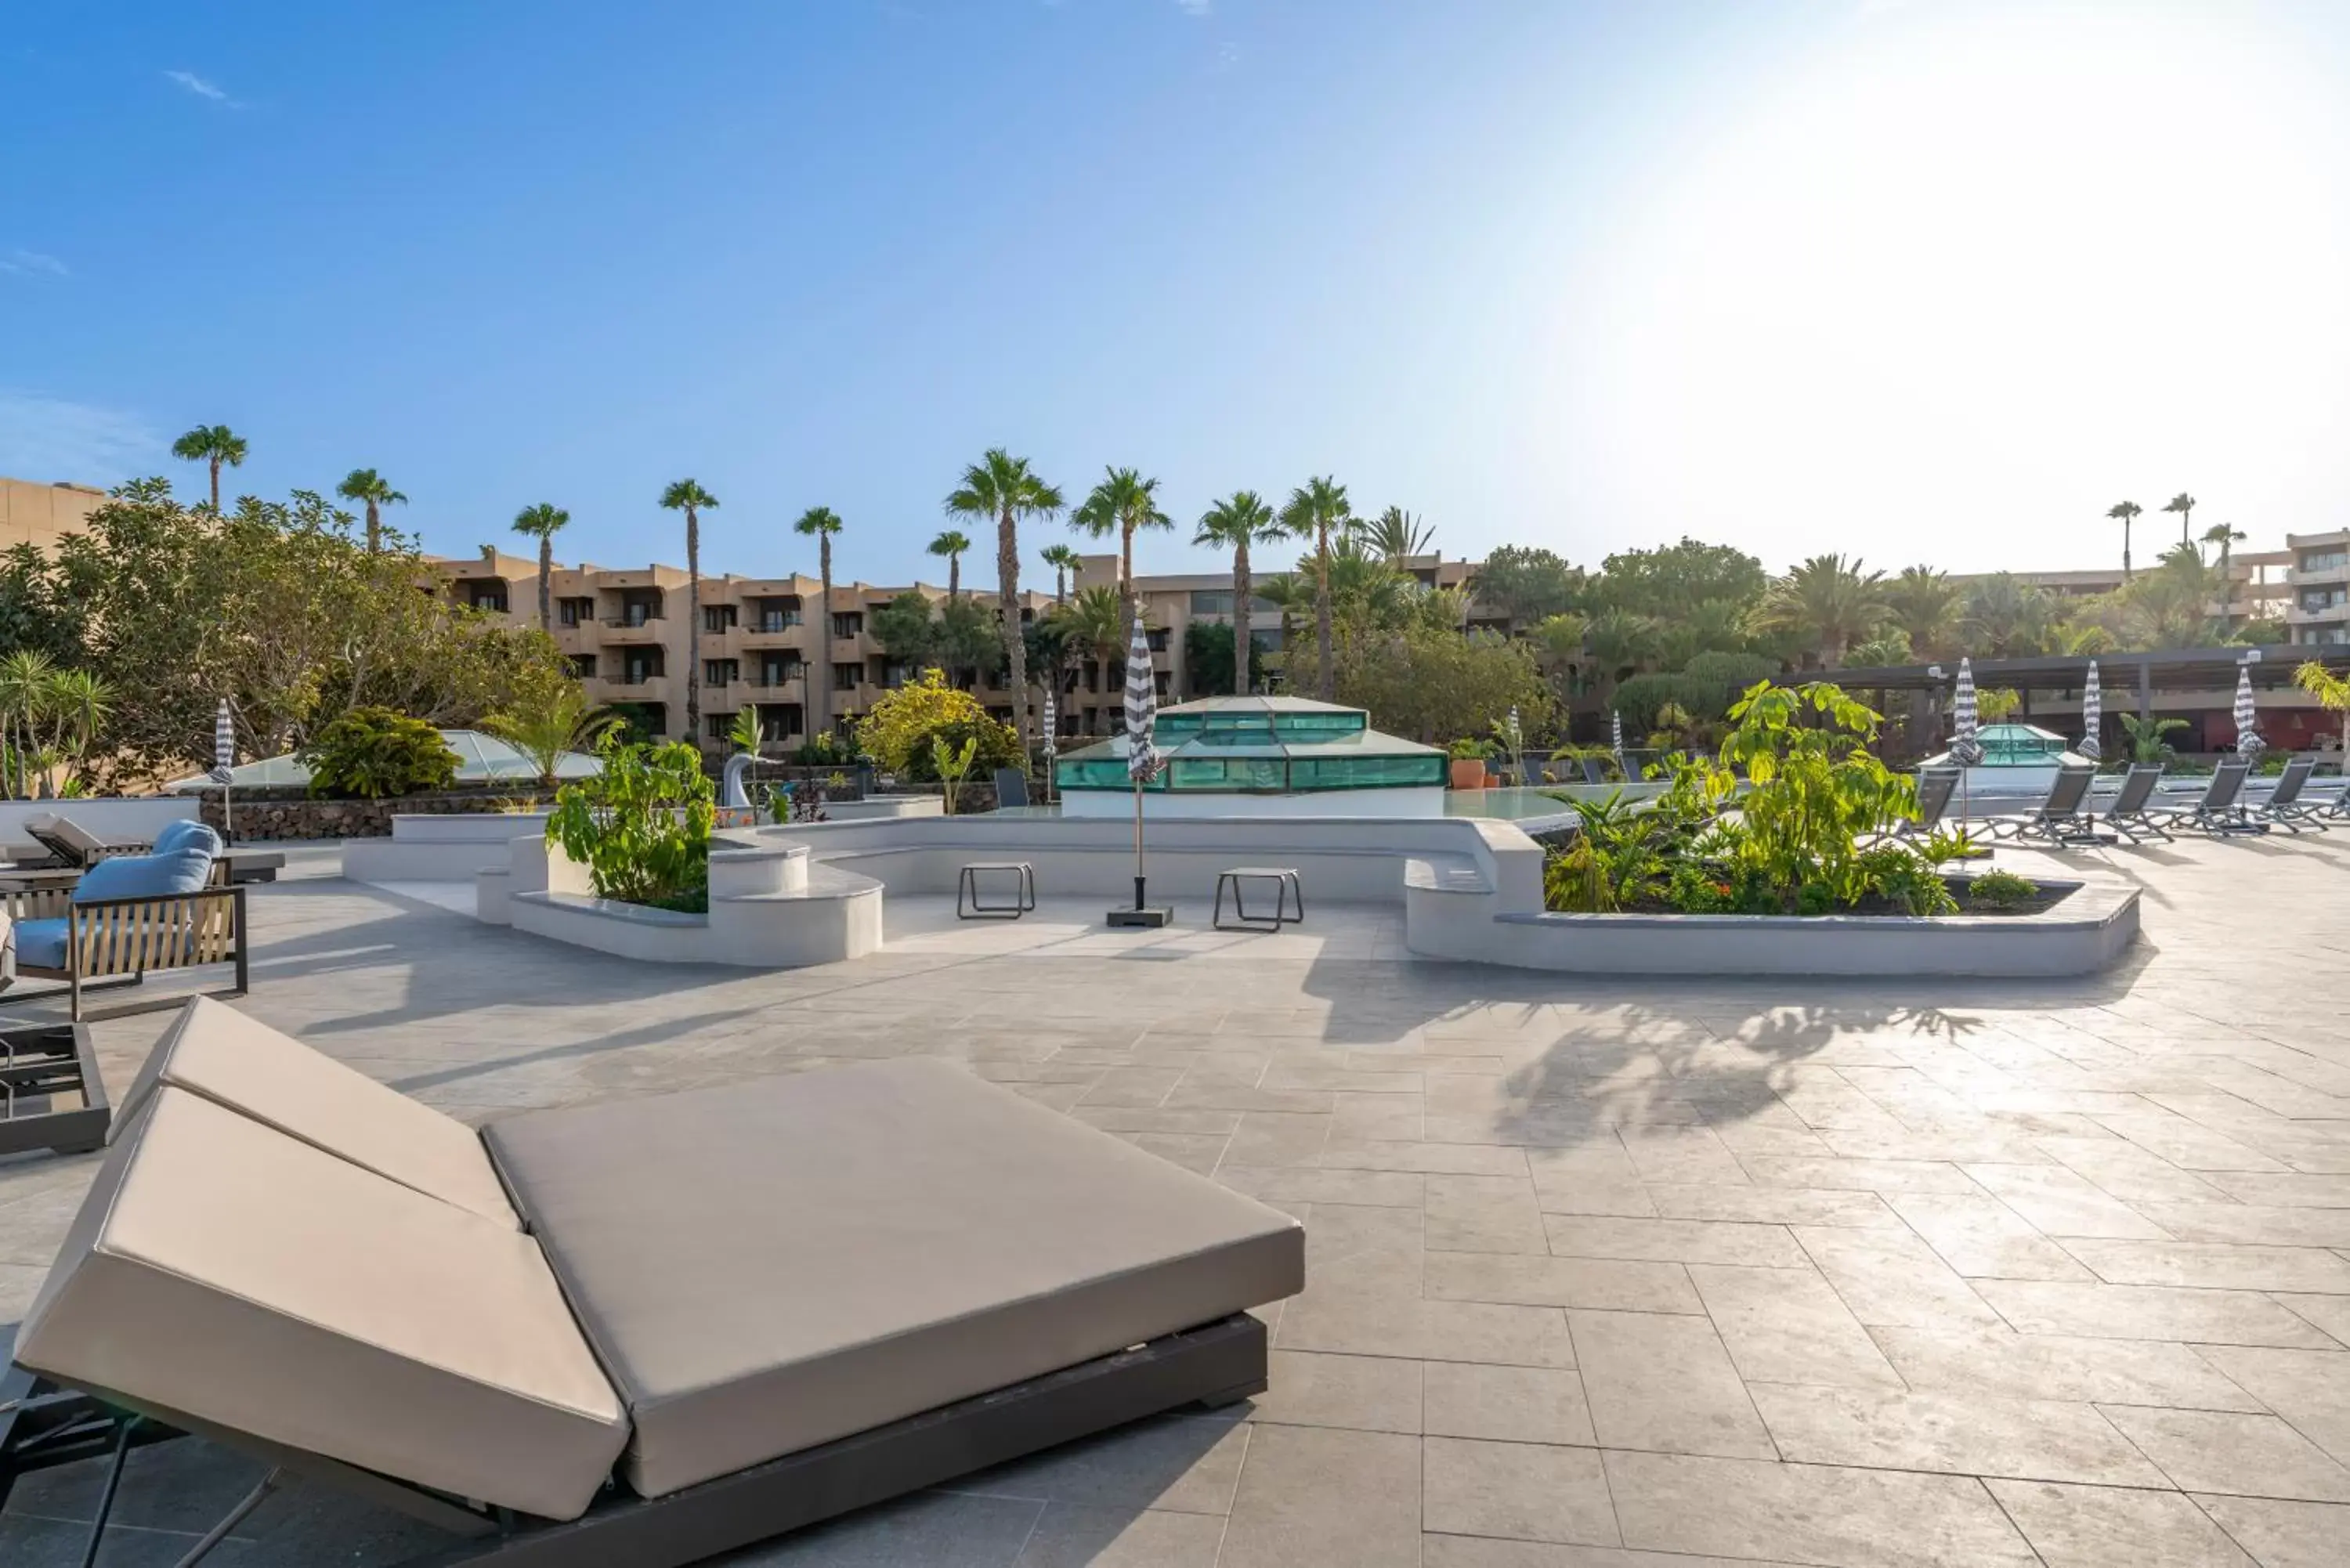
[601,613,665,628]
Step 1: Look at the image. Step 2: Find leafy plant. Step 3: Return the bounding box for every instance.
[855,668,1020,783]
[1965,869,2040,912]
[299,707,460,799]
[931,733,979,815]
[546,733,716,912]
[1974,687,2023,723]
[483,683,616,787]
[727,706,762,757]
[1448,737,1494,761]
[2296,660,2350,753]
[2116,712,2189,764]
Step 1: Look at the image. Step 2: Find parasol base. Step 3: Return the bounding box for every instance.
[1106,906,1174,929]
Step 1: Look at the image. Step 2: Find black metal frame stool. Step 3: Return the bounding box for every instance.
[957,862,1036,920]
[1213,868,1304,933]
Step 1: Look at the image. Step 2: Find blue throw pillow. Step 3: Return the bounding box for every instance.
[72,847,212,904]
[151,819,223,858]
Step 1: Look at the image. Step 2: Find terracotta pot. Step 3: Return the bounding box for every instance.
[1449,758,1489,790]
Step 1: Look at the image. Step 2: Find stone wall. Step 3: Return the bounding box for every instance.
[192,786,557,841]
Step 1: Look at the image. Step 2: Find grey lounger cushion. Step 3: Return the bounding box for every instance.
[486,1057,1304,1498]
[114,996,521,1229]
[16,1086,627,1520]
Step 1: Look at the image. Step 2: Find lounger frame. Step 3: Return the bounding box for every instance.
[0,1022,107,1158]
[2,1313,1267,1568]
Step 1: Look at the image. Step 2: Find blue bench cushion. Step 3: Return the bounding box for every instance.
[15,917,68,970]
[74,847,213,904]
[152,820,224,858]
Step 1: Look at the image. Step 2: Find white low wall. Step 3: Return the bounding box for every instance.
[501,834,882,968]
[825,796,944,822]
[342,812,551,883]
[0,797,198,858]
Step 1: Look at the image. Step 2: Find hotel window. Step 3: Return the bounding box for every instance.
[703,605,737,634]
[833,662,862,691]
[832,611,863,640]
[704,659,737,687]
[566,654,597,679]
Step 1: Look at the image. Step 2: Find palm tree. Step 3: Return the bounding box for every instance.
[170,425,248,511]
[483,685,616,788]
[1748,554,1889,669]
[794,506,845,745]
[927,529,972,601]
[660,480,719,750]
[2163,492,2196,547]
[2294,659,2350,753]
[1070,467,1173,641]
[1278,476,1351,700]
[1354,505,1433,564]
[1057,585,1127,672]
[44,667,113,793]
[1039,542,1083,605]
[2202,522,2248,616]
[945,450,1063,751]
[337,469,408,552]
[1193,492,1288,695]
[1884,565,1961,660]
[511,504,569,630]
[1961,573,2061,657]
[0,649,56,798]
[2107,500,2142,579]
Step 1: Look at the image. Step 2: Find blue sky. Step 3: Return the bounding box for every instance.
[6,1,2348,584]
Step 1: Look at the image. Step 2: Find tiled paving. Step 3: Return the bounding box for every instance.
[5,831,2350,1565]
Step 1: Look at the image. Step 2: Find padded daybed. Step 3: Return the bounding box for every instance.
[3,999,1303,1564]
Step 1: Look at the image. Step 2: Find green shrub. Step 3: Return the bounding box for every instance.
[546,735,716,912]
[1448,738,1494,761]
[298,707,459,799]
[1965,869,2040,912]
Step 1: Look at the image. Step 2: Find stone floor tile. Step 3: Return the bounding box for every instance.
[1871,1324,2264,1409]
[1686,1263,1900,1388]
[1218,1111,1333,1166]
[1544,1216,1805,1269]
[2271,1292,2350,1349]
[2037,1136,2237,1205]
[1525,1147,1660,1218]
[2092,1111,2289,1173]
[1616,1128,1748,1187]
[1217,1424,1420,1568]
[1426,1251,1703,1314]
[1973,1278,2338,1348]
[1076,1065,1185,1108]
[1734,1154,1979,1194]
[1645,1183,1898,1229]
[1318,1140,1528,1177]
[1278,1281,1574,1367]
[1790,1225,2005,1328]
[1884,1190,2095,1281]
[958,1414,1251,1516]
[1217,1165,1425,1209]
[1985,1480,2256,1568]
[1604,1451,2036,1567]
[1424,1436,1618,1548]
[1426,1173,1551,1254]
[1568,1310,1774,1460]
[1010,1505,1224,1567]
[1960,1161,2175,1238]
[2203,1172,2350,1208]
[1423,1361,1596,1447]
[2134,1201,2350,1249]
[1253,1351,1423,1435]
[1423,1543,1813,1568]
[721,1489,1046,1566]
[2194,1346,2350,1465]
[2099,1407,2350,1502]
[1746,1385,2164,1486]
[1327,1093,1428,1140]
[2191,1495,2350,1568]
[2059,1237,2350,1293]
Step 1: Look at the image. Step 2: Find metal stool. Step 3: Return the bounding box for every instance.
[957,862,1036,920]
[1213,867,1303,933]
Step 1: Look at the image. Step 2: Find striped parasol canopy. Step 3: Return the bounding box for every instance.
[2233,662,2264,757]
[2077,662,2102,762]
[1610,709,1625,759]
[1042,685,1058,752]
[209,698,235,785]
[1949,658,1985,766]
[1123,616,1161,782]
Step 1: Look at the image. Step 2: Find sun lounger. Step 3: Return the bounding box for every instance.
[20,813,281,882]
[1985,763,2099,846]
[2,999,1303,1564]
[2099,764,2173,843]
[2146,757,2261,836]
[991,766,1031,808]
[2251,755,2328,833]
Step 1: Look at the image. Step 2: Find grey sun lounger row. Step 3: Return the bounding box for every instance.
[2,999,1305,1566]
[20,812,284,883]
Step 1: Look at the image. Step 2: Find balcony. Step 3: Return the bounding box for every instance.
[598,616,666,642]
[2290,599,2350,625]
[2295,560,2350,588]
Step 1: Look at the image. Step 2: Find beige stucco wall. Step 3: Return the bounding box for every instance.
[0,477,107,552]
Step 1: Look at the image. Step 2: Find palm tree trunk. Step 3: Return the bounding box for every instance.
[2124,520,2132,580]
[949,557,960,602]
[998,504,1030,753]
[685,508,702,752]
[1120,522,1137,643]
[366,501,381,554]
[1054,565,1067,605]
[812,539,833,746]
[538,536,554,631]
[1232,540,1253,696]
[208,459,222,512]
[1314,521,1334,701]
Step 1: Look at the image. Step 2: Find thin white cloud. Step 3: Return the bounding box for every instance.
[164,70,238,106]
[1174,0,1212,16]
[0,391,163,486]
[0,248,67,278]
